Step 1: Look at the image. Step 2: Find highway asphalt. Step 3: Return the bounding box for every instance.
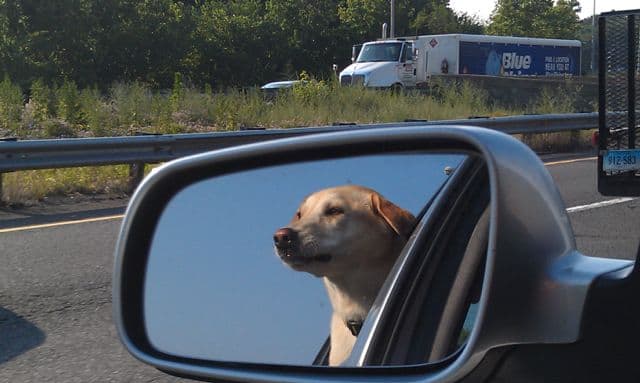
[0,153,638,382]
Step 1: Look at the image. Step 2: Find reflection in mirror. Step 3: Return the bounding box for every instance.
[144,153,465,367]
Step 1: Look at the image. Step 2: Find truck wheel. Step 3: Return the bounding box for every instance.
[391,83,403,94]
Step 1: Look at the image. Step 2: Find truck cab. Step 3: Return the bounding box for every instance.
[339,40,417,88]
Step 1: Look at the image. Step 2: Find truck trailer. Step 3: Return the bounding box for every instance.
[339,34,582,89]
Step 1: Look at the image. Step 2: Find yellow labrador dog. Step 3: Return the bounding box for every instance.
[273,185,415,366]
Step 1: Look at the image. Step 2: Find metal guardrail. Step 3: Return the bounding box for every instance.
[0,113,597,196]
[0,112,597,173]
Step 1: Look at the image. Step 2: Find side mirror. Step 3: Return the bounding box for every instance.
[114,126,627,382]
[352,44,362,63]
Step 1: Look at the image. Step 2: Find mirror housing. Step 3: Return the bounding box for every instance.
[351,44,362,63]
[114,125,631,382]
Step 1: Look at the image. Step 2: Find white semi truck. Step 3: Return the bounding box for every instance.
[339,34,582,89]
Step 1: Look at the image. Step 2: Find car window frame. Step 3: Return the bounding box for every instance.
[349,155,489,366]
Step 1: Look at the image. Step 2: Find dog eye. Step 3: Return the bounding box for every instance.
[296,211,301,220]
[325,207,344,216]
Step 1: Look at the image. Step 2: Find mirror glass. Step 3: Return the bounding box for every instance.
[144,152,466,366]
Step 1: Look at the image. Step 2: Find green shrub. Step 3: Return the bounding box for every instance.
[170,72,185,112]
[80,87,115,136]
[455,81,490,113]
[292,71,331,106]
[0,74,24,134]
[150,93,173,133]
[177,87,212,126]
[29,79,54,122]
[205,89,242,130]
[56,79,82,125]
[111,82,153,129]
[532,86,575,114]
[157,122,187,134]
[43,119,76,138]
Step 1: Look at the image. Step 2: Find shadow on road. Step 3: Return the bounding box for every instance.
[0,307,46,364]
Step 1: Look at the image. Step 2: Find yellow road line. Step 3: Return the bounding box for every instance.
[545,156,597,166]
[0,214,124,234]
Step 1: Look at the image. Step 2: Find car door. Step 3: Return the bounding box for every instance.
[398,42,417,87]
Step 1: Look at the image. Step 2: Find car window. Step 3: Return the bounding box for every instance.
[363,157,490,366]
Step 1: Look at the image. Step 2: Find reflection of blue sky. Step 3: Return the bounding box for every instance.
[145,153,464,365]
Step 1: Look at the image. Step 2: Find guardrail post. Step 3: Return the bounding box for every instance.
[128,162,145,193]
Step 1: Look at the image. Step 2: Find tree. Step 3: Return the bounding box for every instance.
[0,1,32,88]
[456,12,485,34]
[103,0,195,88]
[338,0,399,41]
[185,0,283,87]
[16,0,100,86]
[266,0,348,79]
[411,0,461,35]
[578,15,598,74]
[338,0,481,40]
[487,0,581,39]
[542,0,581,38]
[0,0,487,90]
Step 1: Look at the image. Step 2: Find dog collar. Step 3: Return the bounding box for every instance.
[346,319,363,336]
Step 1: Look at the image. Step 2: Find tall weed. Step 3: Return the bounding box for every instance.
[531,86,575,114]
[0,74,24,134]
[29,79,54,123]
[110,82,153,130]
[170,72,185,112]
[2,166,130,204]
[56,79,83,125]
[150,93,173,133]
[80,87,115,136]
[292,72,331,107]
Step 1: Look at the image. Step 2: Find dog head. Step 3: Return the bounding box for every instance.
[273,185,415,278]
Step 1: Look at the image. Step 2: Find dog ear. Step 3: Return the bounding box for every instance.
[371,193,416,238]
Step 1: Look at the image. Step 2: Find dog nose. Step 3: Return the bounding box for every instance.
[274,227,297,249]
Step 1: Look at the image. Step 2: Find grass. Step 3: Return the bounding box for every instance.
[2,166,131,206]
[0,76,594,205]
[0,76,535,138]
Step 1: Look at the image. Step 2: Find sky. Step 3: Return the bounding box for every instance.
[449,0,639,22]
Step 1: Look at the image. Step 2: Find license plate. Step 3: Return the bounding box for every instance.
[603,149,640,172]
